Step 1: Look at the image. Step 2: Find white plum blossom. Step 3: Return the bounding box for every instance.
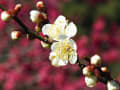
[42,15,77,41]
[49,39,77,67]
[42,15,78,67]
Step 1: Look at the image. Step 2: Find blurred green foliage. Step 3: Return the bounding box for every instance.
[61,0,120,35]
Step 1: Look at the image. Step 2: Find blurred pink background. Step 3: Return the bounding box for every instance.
[0,0,120,90]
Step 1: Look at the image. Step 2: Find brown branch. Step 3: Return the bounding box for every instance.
[77,57,120,85]
[0,4,52,44]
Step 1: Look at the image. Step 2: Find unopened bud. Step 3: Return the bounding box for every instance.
[91,54,101,66]
[101,67,108,72]
[41,41,50,48]
[35,25,41,32]
[14,4,22,13]
[30,10,47,23]
[83,66,93,76]
[107,80,120,90]
[11,31,21,40]
[30,10,41,23]
[85,75,97,88]
[1,11,12,22]
[36,1,44,9]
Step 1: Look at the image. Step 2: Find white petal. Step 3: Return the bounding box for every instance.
[30,15,38,23]
[50,52,68,67]
[51,42,58,51]
[41,41,50,48]
[55,15,66,24]
[69,39,77,50]
[49,52,56,61]
[57,34,68,41]
[65,22,77,38]
[42,24,52,35]
[30,10,40,16]
[51,58,59,67]
[57,59,68,66]
[54,15,67,30]
[69,52,77,64]
[51,58,68,67]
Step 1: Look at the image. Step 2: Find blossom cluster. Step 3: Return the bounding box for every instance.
[42,15,77,67]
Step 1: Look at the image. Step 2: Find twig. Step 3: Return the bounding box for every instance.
[78,57,120,85]
[0,4,51,44]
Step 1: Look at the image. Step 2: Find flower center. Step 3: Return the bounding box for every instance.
[55,40,74,60]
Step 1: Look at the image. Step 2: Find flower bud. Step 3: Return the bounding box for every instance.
[83,66,93,76]
[91,54,101,66]
[30,10,47,24]
[1,11,12,22]
[85,75,97,88]
[35,25,41,32]
[11,31,21,40]
[41,41,50,48]
[101,67,108,72]
[107,80,120,90]
[30,10,41,23]
[36,1,44,9]
[14,4,22,13]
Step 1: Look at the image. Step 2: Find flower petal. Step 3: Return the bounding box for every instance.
[57,34,68,41]
[42,24,52,35]
[54,15,67,24]
[65,22,77,38]
[51,58,68,67]
[51,58,59,67]
[69,52,77,64]
[69,39,77,50]
[30,10,40,16]
[54,15,67,30]
[49,52,68,67]
[57,59,68,66]
[49,52,56,61]
[51,42,58,51]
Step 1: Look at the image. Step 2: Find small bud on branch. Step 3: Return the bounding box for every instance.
[11,31,21,40]
[1,11,12,22]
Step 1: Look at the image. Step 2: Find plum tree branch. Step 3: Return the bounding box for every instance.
[77,57,120,85]
[0,4,51,44]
